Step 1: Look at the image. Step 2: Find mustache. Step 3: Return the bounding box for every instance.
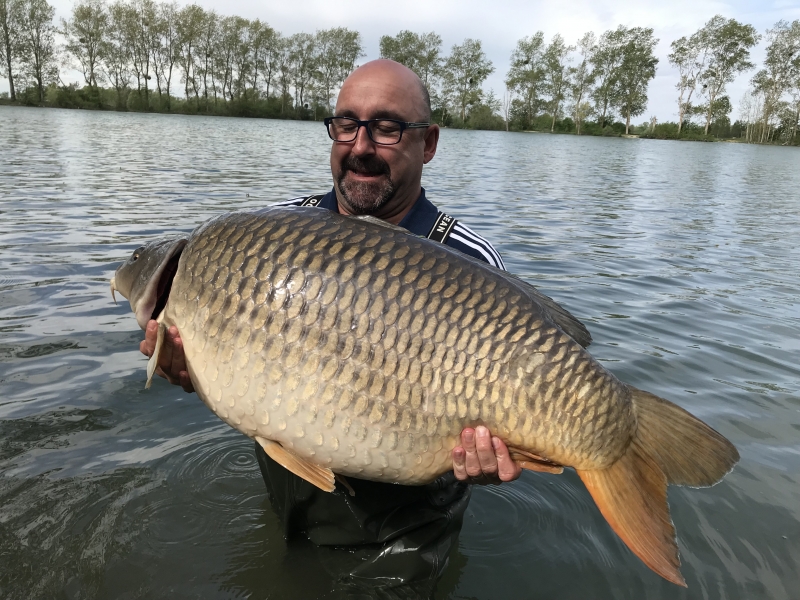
[342,155,391,177]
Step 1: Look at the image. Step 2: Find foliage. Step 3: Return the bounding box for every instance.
[14,0,58,102]
[1,0,796,146]
[615,27,658,134]
[379,30,442,89]
[505,32,546,128]
[441,38,493,122]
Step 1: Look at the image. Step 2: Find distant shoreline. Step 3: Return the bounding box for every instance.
[1,100,794,147]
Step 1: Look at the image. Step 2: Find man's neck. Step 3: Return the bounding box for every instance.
[335,186,422,225]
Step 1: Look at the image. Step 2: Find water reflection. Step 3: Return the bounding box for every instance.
[1,107,799,599]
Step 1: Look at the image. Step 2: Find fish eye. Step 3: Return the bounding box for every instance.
[131,246,145,261]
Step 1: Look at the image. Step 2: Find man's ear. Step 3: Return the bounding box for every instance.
[422,124,440,164]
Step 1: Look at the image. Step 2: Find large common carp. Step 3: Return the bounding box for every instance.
[111,207,738,586]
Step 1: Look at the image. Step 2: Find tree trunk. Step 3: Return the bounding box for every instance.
[625,109,630,135]
[2,37,14,100]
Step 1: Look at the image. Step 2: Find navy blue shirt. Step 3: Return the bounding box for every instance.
[272,188,505,270]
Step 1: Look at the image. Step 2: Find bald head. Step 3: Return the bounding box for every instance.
[339,59,431,122]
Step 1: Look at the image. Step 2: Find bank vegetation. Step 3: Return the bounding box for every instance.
[0,0,798,144]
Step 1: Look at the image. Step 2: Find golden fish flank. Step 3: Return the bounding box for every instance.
[112,207,738,587]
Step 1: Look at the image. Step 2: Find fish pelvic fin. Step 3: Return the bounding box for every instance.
[577,437,686,587]
[508,447,564,474]
[630,387,739,488]
[145,321,167,389]
[256,437,336,493]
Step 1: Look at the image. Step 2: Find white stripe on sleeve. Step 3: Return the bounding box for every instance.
[451,224,506,270]
[271,197,307,206]
[449,232,504,270]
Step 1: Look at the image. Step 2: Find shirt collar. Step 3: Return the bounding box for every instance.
[320,187,437,238]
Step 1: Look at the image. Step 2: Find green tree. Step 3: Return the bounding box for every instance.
[751,20,799,142]
[121,0,157,107]
[669,31,709,133]
[505,32,546,127]
[613,27,658,134]
[247,19,274,99]
[443,38,493,122]
[62,0,108,90]
[0,0,21,100]
[379,30,442,88]
[315,27,364,112]
[15,0,59,102]
[175,3,203,105]
[274,34,292,113]
[542,33,574,132]
[570,32,596,135]
[103,0,134,109]
[288,32,315,115]
[259,27,281,99]
[152,0,179,108]
[590,26,627,127]
[696,16,760,134]
[196,8,217,107]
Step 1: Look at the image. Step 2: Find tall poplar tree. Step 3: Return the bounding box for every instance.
[442,38,493,122]
[16,0,59,102]
[542,33,574,131]
[614,27,658,134]
[505,32,546,127]
[0,0,21,100]
[62,0,108,90]
[570,32,596,135]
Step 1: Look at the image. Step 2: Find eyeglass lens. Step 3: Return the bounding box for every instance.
[328,118,403,144]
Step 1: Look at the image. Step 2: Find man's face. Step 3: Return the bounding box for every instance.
[330,64,438,218]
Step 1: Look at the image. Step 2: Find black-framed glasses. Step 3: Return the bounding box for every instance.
[324,117,430,145]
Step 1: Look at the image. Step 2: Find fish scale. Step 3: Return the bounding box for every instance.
[164,208,633,483]
[113,205,738,585]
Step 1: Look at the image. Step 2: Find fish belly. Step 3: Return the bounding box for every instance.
[167,208,635,485]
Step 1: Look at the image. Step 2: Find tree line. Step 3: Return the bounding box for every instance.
[1,0,798,144]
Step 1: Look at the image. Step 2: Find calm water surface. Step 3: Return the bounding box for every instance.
[1,106,799,599]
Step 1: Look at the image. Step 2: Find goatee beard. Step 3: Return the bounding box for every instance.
[336,156,395,215]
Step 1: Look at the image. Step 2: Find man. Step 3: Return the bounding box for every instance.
[141,60,521,593]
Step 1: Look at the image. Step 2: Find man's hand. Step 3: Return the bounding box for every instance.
[452,426,522,484]
[140,320,194,393]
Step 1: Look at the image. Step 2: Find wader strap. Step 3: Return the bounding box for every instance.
[300,194,325,207]
[427,212,457,243]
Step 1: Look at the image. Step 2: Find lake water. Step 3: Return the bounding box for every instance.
[1,105,798,599]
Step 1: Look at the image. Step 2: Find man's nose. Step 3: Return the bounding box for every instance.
[351,124,377,155]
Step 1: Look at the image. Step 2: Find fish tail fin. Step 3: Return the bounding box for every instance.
[629,388,739,488]
[576,388,739,587]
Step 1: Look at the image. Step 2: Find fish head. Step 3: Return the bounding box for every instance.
[111,238,188,330]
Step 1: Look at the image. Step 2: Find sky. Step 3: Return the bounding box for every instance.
[4,0,800,122]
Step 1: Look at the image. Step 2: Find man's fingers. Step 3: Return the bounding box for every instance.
[461,428,483,478]
[142,320,158,356]
[474,426,498,476]
[167,327,188,373]
[453,447,468,481]
[158,327,176,374]
[492,436,522,482]
[178,370,194,393]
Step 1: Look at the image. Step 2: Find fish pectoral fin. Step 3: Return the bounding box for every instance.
[255,436,336,493]
[507,447,565,474]
[335,474,356,497]
[577,437,686,587]
[145,321,167,389]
